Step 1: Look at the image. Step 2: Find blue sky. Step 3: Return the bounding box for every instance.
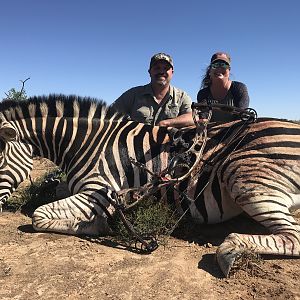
[1,0,299,120]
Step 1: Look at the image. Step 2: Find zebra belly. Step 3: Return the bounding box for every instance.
[187,178,243,224]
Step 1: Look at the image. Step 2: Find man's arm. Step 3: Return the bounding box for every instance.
[158,89,194,128]
[110,89,135,115]
[157,112,194,128]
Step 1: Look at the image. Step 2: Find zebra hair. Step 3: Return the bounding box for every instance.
[0,94,299,277]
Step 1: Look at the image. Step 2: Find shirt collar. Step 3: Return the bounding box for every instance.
[143,83,174,99]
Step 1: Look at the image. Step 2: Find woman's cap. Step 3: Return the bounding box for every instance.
[210,52,231,65]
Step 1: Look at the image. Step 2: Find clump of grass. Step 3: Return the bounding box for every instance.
[229,251,264,278]
[110,196,179,248]
[5,169,64,215]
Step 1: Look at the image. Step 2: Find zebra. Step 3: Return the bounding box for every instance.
[0,95,299,277]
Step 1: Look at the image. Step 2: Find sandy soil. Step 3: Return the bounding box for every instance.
[0,159,299,300]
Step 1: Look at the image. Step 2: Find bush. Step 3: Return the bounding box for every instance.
[5,169,62,215]
[110,196,179,248]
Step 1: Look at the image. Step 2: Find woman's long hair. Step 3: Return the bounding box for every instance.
[200,65,211,89]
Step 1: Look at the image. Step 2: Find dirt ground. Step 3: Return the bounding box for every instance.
[0,159,299,300]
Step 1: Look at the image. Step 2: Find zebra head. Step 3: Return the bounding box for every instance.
[0,119,33,211]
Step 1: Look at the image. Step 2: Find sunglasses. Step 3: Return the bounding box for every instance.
[211,62,230,69]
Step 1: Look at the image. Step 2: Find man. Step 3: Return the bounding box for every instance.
[111,52,193,128]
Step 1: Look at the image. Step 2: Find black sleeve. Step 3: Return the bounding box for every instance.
[197,88,210,103]
[231,81,250,108]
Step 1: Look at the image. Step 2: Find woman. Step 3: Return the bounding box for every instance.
[197,52,250,122]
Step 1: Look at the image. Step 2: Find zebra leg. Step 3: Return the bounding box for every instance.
[32,193,113,236]
[216,198,300,277]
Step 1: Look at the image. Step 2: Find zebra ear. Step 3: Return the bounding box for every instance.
[0,123,17,142]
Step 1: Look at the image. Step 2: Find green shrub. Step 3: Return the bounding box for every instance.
[111,196,179,247]
[5,170,62,215]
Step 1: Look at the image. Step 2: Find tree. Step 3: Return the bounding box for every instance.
[4,77,30,101]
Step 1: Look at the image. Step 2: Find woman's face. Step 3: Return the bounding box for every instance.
[209,61,230,80]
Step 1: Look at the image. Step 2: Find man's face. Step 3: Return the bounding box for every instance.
[149,60,174,86]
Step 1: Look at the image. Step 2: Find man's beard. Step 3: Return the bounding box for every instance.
[154,74,168,86]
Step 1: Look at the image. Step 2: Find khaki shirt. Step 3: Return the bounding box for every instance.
[111,84,192,125]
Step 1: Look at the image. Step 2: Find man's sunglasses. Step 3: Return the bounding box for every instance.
[211,62,230,69]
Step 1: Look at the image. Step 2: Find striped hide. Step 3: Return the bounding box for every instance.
[0,95,299,277]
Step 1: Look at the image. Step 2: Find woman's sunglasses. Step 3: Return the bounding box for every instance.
[211,62,230,69]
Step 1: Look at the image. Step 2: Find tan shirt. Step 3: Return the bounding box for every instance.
[111,84,192,125]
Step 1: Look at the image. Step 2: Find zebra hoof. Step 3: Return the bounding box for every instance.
[216,233,240,277]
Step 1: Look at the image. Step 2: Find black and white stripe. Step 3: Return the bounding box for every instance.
[184,119,300,276]
[0,96,171,233]
[0,95,299,276]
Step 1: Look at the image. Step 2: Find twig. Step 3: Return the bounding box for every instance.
[19,77,30,96]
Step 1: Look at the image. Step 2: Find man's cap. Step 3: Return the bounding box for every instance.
[150,52,174,69]
[210,52,231,65]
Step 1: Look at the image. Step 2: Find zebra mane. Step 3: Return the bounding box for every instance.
[0,94,124,121]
